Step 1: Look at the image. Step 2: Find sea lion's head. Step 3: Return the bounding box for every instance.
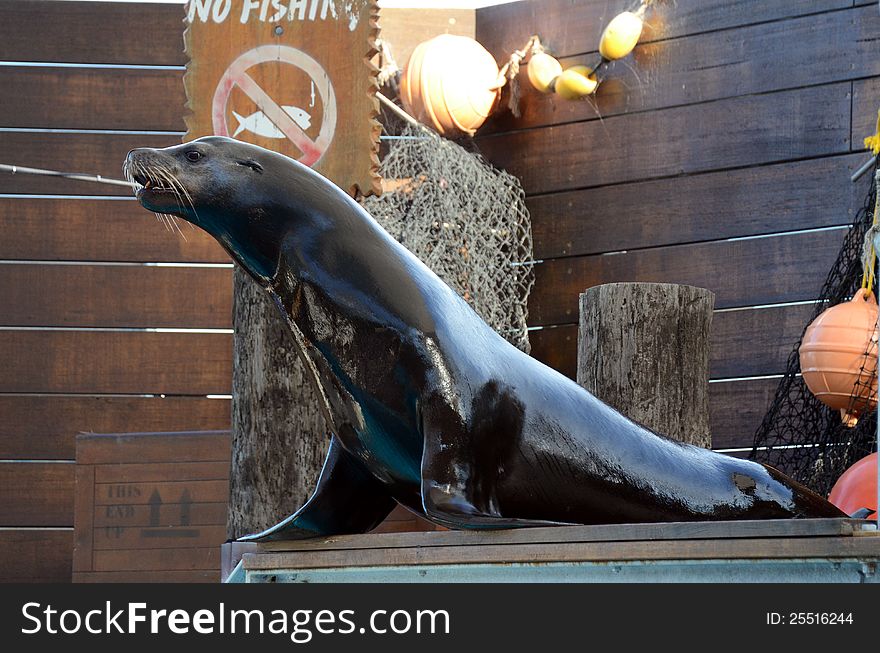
[124,136,301,282]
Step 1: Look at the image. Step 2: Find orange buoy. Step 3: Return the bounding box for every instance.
[799,289,879,422]
[400,34,500,136]
[828,452,877,516]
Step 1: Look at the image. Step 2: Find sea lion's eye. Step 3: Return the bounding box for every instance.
[185,150,203,162]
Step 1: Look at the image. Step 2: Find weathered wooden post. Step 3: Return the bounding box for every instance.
[577,282,714,447]
[183,2,381,539]
[228,278,329,538]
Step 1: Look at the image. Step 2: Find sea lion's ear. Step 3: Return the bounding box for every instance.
[236,159,263,173]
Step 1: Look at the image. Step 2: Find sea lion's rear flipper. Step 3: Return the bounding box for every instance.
[237,436,396,542]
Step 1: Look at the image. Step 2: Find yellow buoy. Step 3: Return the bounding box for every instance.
[527,51,563,94]
[554,67,598,100]
[599,11,644,60]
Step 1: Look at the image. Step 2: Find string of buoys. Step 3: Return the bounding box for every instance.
[526,1,653,101]
[395,0,660,135]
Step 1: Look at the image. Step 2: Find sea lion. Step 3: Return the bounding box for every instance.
[124,136,845,541]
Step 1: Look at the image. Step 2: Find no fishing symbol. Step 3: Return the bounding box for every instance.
[211,45,337,167]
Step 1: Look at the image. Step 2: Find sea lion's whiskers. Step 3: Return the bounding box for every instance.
[127,155,200,229]
[147,161,200,229]
[179,186,200,225]
[154,168,189,240]
[134,162,168,230]
[169,214,187,240]
[131,161,188,238]
[132,160,148,193]
[158,169,190,223]
[123,159,140,195]
[162,213,178,235]
[159,176,190,240]
[162,166,200,224]
[124,159,175,234]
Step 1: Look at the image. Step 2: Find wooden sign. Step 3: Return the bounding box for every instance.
[184,0,381,195]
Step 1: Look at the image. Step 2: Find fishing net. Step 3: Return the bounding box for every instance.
[750,163,879,496]
[361,122,535,352]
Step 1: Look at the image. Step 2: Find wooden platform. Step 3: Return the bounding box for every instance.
[230,519,880,583]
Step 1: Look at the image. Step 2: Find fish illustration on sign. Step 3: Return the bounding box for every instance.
[231,106,312,139]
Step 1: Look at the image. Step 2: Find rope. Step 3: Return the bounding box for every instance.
[494,35,545,118]
[375,38,401,88]
[0,163,135,188]
[375,91,438,140]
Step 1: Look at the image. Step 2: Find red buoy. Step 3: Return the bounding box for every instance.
[828,452,878,516]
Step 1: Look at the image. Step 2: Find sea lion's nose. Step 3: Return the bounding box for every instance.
[126,148,151,165]
[123,148,159,186]
[124,148,167,176]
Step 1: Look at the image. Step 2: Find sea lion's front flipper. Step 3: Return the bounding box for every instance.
[237,436,396,542]
[419,400,572,530]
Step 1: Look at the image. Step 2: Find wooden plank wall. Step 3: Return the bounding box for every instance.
[0,1,232,583]
[3,0,872,580]
[475,0,878,460]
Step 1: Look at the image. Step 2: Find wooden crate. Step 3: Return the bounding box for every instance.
[73,430,231,583]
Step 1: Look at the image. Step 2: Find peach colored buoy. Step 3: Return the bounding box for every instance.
[799,289,879,423]
[400,34,500,136]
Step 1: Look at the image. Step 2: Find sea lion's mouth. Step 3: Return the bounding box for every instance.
[130,171,175,198]
[123,150,198,236]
